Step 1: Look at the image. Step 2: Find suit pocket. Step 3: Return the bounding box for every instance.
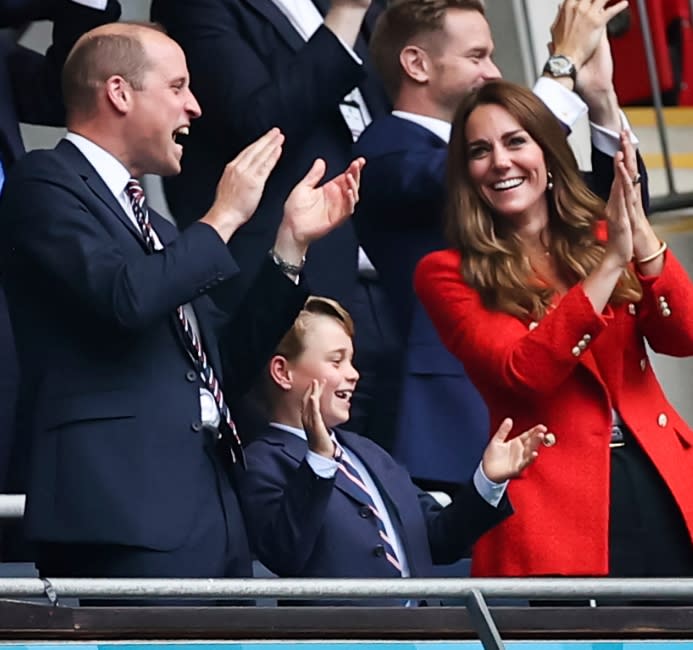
[38,389,135,431]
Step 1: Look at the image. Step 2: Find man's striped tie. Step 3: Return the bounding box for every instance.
[125,178,244,466]
[334,440,402,574]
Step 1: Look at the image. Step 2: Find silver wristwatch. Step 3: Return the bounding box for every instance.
[542,54,577,82]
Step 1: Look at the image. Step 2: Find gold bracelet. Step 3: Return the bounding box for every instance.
[636,240,667,265]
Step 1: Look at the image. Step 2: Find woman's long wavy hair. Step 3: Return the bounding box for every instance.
[446,79,642,320]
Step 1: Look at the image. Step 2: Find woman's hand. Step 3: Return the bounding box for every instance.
[603,145,634,268]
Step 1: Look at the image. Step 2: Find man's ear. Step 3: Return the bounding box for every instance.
[104,75,133,115]
[269,355,293,391]
[400,44,431,84]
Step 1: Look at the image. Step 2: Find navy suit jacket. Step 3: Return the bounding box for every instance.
[0,140,306,554]
[353,113,649,484]
[0,0,121,498]
[237,424,511,583]
[150,0,389,308]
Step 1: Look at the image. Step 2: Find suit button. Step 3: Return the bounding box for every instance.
[571,346,581,357]
[657,413,668,428]
[191,421,202,432]
[186,370,197,382]
[640,358,647,371]
[359,506,371,518]
[373,544,385,557]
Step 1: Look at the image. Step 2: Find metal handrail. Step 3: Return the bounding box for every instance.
[0,577,690,600]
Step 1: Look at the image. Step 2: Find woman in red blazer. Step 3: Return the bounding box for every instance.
[415,80,693,578]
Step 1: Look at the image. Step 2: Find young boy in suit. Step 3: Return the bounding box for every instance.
[238,296,547,591]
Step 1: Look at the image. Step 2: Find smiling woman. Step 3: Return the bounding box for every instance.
[415,79,693,579]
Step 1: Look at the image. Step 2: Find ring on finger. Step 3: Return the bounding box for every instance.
[632,173,642,186]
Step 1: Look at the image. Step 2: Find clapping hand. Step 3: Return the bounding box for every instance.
[481,418,547,483]
[302,379,336,459]
[203,127,285,241]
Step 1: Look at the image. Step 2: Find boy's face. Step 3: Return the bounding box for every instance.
[287,315,359,429]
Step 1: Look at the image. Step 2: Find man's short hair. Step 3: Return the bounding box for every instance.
[370,0,485,101]
[62,22,165,118]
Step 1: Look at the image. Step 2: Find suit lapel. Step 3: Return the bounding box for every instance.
[56,140,146,248]
[336,429,406,514]
[243,0,305,52]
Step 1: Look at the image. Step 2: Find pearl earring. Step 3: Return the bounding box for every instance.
[547,171,554,191]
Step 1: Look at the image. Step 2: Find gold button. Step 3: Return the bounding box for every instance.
[582,334,592,342]
[657,413,668,427]
[571,346,581,357]
[662,308,672,318]
[578,340,587,350]
[640,358,647,371]
[628,303,636,315]
[543,432,557,447]
[528,321,538,331]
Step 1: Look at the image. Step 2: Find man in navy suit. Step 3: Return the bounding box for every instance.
[150,0,401,451]
[0,0,120,556]
[353,0,645,492]
[238,296,546,601]
[0,21,364,578]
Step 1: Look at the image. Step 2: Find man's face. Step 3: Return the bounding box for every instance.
[128,33,201,177]
[426,9,500,120]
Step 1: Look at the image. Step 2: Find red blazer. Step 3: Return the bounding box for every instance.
[415,248,693,576]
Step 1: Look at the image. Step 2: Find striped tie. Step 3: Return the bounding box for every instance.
[125,178,244,466]
[334,440,402,574]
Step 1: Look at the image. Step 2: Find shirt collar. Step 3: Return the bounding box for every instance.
[391,110,451,143]
[64,132,132,201]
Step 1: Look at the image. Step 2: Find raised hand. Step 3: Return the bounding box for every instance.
[273,157,365,266]
[550,0,628,70]
[481,418,547,483]
[201,127,285,241]
[301,379,336,459]
[604,143,635,267]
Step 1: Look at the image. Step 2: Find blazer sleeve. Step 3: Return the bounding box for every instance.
[414,251,614,398]
[151,0,364,146]
[219,256,308,396]
[1,157,239,331]
[418,484,512,565]
[634,251,693,356]
[7,0,121,127]
[238,441,336,576]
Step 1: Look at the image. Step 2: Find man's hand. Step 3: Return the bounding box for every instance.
[200,127,285,242]
[550,0,628,71]
[481,418,547,483]
[273,156,365,267]
[575,29,622,130]
[302,379,336,459]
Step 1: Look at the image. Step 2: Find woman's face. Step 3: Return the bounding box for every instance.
[465,103,549,225]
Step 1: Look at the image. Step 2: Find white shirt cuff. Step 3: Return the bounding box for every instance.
[473,463,508,508]
[533,77,588,131]
[70,0,108,8]
[590,110,640,156]
[306,450,339,478]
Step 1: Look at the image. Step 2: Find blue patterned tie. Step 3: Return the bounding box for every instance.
[334,440,402,574]
[125,178,244,466]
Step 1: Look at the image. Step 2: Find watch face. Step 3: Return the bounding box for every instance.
[545,55,575,78]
